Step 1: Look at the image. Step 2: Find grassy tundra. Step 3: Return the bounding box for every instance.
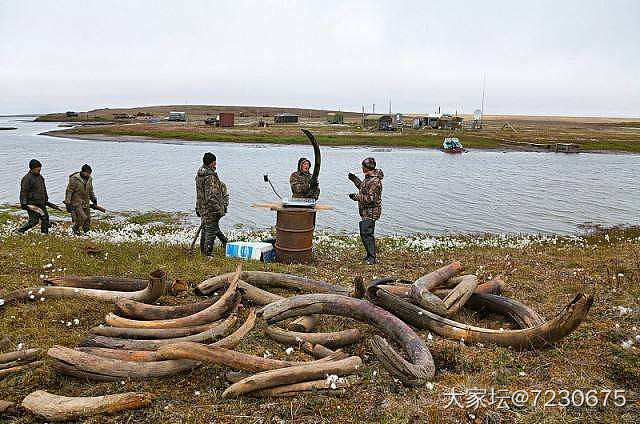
[0,209,639,423]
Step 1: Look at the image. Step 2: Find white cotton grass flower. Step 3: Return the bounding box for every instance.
[38,288,45,294]
[0,299,4,306]
[326,374,344,390]
[262,350,271,358]
[426,382,434,390]
[616,306,633,316]
[519,371,526,376]
[43,263,52,269]
[40,297,45,302]
[194,390,201,396]
[73,318,79,325]
[621,340,633,349]
[66,321,72,327]
[17,343,23,351]
[29,295,35,300]
[285,347,294,355]
[427,333,433,341]
[39,274,44,279]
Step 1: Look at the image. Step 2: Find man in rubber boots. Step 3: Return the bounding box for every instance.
[289,157,319,199]
[348,157,384,265]
[195,152,229,256]
[64,164,98,235]
[17,159,50,234]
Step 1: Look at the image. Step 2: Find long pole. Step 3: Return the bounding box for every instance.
[481,73,486,127]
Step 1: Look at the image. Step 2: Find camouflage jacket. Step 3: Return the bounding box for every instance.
[195,166,229,218]
[65,172,97,208]
[20,171,48,207]
[350,169,384,220]
[289,171,320,200]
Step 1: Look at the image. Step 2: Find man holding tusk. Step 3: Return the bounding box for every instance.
[196,152,229,256]
[17,159,51,234]
[64,164,98,235]
[289,157,319,199]
[348,157,384,265]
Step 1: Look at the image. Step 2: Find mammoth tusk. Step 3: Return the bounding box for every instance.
[250,377,353,397]
[89,320,229,339]
[1,270,165,307]
[300,342,338,359]
[209,308,256,349]
[288,315,319,332]
[44,276,149,292]
[222,356,362,398]
[156,342,347,373]
[81,315,237,351]
[21,390,154,422]
[0,348,41,364]
[104,266,241,328]
[75,348,159,362]
[48,345,200,380]
[265,326,362,349]
[456,293,546,328]
[114,297,220,320]
[411,262,463,313]
[260,293,435,386]
[194,279,281,306]
[441,275,478,316]
[197,271,349,296]
[370,287,593,349]
[0,361,43,379]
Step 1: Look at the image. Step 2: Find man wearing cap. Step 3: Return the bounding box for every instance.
[17,159,50,234]
[289,157,319,199]
[64,164,98,235]
[195,152,229,256]
[348,157,384,265]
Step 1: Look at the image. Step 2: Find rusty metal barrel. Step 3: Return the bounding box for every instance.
[275,208,316,264]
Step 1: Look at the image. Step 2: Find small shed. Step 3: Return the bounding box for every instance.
[364,114,393,130]
[327,112,344,124]
[168,111,187,122]
[219,112,234,127]
[436,115,463,130]
[65,111,78,117]
[274,113,299,124]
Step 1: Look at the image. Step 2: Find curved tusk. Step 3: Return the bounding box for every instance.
[265,326,361,349]
[114,296,220,320]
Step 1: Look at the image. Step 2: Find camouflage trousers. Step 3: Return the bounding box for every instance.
[200,215,228,256]
[71,207,91,234]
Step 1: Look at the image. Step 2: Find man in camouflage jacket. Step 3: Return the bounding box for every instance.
[64,164,97,235]
[289,157,319,199]
[17,159,50,234]
[195,152,229,256]
[348,157,383,265]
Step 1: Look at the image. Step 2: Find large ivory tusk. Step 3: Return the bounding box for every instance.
[48,346,200,380]
[300,342,337,359]
[457,293,546,328]
[371,288,592,349]
[209,308,256,349]
[0,361,43,379]
[89,320,229,339]
[250,378,352,397]
[265,326,361,349]
[0,348,40,364]
[22,390,153,422]
[104,266,241,328]
[197,271,349,296]
[441,275,478,316]
[75,348,159,362]
[411,262,463,313]
[44,276,148,291]
[222,356,362,398]
[156,342,346,373]
[81,315,236,351]
[261,293,435,386]
[1,270,165,307]
[114,297,220,320]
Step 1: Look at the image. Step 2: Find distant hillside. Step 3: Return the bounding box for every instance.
[35,105,362,122]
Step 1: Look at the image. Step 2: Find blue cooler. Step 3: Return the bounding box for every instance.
[226,241,275,262]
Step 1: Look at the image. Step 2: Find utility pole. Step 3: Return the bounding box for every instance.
[373,104,375,114]
[481,73,486,128]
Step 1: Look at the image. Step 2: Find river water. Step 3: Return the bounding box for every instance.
[1,117,638,235]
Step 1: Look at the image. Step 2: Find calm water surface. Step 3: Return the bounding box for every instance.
[1,117,638,235]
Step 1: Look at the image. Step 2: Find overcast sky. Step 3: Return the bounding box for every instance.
[1,0,638,116]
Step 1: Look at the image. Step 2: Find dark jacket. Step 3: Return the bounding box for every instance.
[351,169,384,220]
[289,158,319,199]
[65,172,97,208]
[20,171,48,207]
[195,166,229,218]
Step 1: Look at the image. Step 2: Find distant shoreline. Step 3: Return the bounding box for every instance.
[40,128,635,155]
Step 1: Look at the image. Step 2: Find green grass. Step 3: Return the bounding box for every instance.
[124,211,184,225]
